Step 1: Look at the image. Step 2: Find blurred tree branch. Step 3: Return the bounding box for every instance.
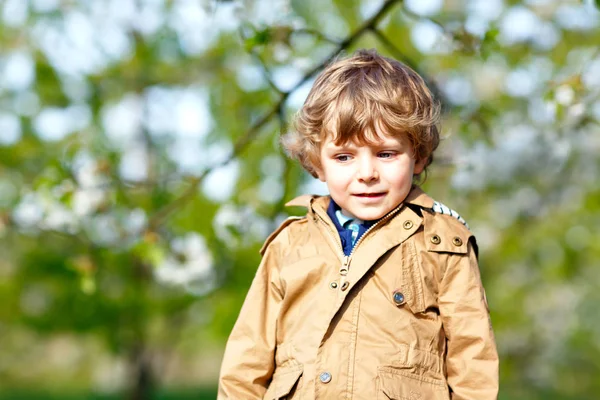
[369,27,445,102]
[147,0,405,230]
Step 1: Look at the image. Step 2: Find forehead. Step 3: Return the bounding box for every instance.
[322,128,409,148]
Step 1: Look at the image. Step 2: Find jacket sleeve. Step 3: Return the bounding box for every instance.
[217,239,284,399]
[438,239,499,400]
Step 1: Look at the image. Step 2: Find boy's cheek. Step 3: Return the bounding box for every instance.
[316,168,326,182]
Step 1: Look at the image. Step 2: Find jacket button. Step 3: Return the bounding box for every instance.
[452,236,463,246]
[393,291,405,305]
[329,281,338,289]
[340,281,349,291]
[319,371,332,383]
[403,220,413,230]
[430,234,441,245]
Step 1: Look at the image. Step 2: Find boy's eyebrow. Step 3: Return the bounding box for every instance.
[379,139,405,148]
[325,141,356,149]
[324,133,407,149]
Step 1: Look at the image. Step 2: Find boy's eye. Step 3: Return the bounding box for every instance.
[378,152,395,159]
[335,155,351,162]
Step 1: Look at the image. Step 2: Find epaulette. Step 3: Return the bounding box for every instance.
[259,216,306,255]
[424,201,473,255]
[432,201,470,229]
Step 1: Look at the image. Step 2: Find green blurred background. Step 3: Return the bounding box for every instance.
[1,0,599,398]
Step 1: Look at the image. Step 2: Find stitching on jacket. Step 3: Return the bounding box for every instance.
[378,366,447,387]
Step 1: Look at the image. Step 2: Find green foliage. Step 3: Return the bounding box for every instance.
[0,0,599,398]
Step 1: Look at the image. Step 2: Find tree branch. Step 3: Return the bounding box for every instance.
[239,26,284,95]
[292,28,341,45]
[146,0,404,230]
[370,27,445,103]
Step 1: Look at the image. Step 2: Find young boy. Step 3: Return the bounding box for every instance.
[218,49,498,399]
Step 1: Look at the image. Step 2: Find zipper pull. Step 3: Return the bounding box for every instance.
[340,256,349,276]
[338,256,350,292]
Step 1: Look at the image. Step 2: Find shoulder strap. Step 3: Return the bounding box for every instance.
[432,201,470,229]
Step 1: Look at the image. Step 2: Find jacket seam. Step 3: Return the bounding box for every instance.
[345,289,362,400]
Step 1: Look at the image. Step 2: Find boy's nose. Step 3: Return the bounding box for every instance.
[357,158,379,182]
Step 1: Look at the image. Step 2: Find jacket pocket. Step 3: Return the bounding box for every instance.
[263,363,303,400]
[377,366,449,400]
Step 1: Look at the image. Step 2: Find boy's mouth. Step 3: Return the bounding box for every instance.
[354,192,386,198]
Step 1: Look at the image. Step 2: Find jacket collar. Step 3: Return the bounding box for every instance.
[403,185,434,209]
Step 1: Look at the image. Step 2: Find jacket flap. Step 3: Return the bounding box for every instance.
[263,363,303,400]
[389,343,443,374]
[342,206,424,303]
[378,366,446,399]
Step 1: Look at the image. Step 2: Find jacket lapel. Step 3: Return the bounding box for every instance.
[345,205,423,295]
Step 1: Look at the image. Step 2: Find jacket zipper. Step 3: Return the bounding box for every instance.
[315,203,404,289]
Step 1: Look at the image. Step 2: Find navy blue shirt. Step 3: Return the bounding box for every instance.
[326,199,377,256]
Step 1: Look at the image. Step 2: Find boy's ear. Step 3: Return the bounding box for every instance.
[315,167,326,182]
[414,157,426,175]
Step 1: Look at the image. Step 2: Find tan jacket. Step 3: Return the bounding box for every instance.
[218,187,498,400]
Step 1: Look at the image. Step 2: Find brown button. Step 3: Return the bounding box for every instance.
[430,235,441,245]
[340,281,349,291]
[403,220,413,230]
[452,237,463,246]
[329,281,338,289]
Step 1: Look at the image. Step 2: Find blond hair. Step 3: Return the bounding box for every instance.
[282,48,441,179]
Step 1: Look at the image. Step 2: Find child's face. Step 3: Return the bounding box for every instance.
[316,130,425,221]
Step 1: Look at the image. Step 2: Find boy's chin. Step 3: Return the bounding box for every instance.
[345,207,392,222]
